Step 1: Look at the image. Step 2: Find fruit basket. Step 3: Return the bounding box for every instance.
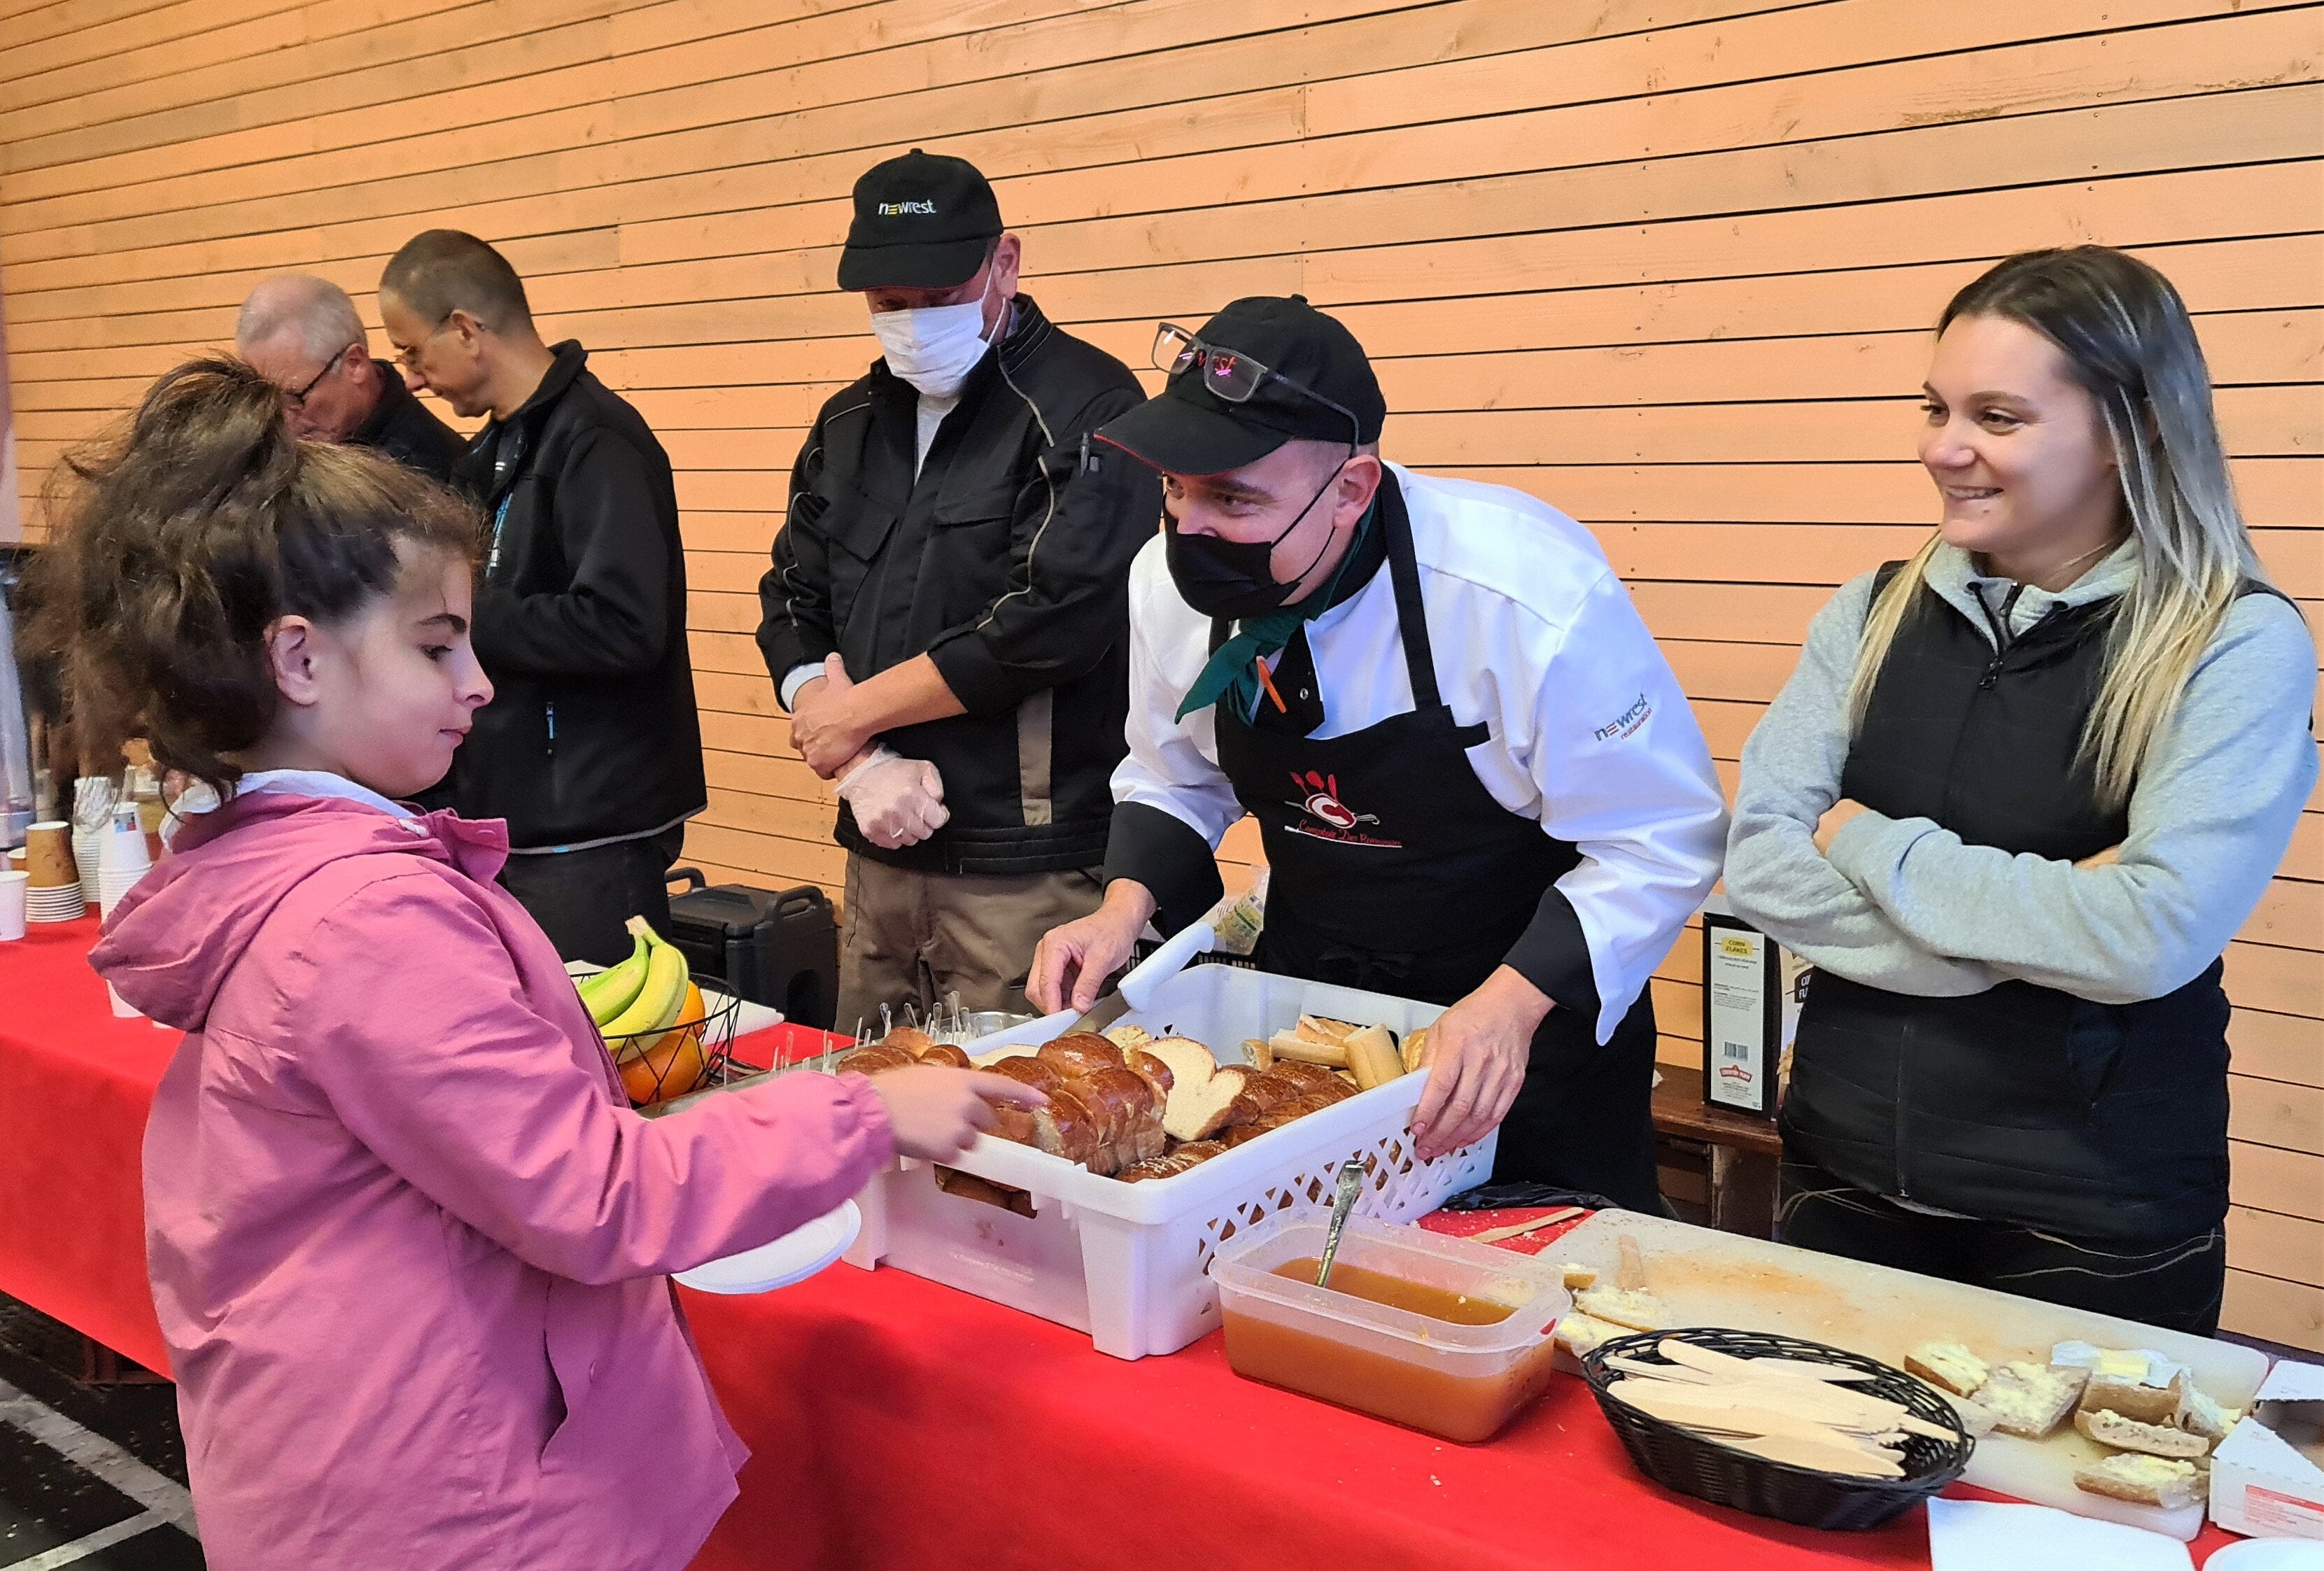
[603,972,742,1108]
[577,916,746,1108]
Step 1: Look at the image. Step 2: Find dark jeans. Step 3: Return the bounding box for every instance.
[1778,1153,2225,1335]
[498,826,689,966]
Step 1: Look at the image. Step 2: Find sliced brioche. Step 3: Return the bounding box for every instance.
[1978,1361,2089,1439]
[1162,1063,1250,1143]
[1904,1340,1990,1399]
[1103,1023,1153,1050]
[2076,1407,2213,1460]
[2073,1453,2202,1510]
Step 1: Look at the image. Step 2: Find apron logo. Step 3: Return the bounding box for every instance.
[1281,771,1403,848]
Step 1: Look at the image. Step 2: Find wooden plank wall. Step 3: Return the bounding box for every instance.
[1,0,2316,1346]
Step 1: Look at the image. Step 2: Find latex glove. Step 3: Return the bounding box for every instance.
[836,747,948,850]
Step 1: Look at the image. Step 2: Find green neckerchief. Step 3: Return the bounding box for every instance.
[1176,502,1379,723]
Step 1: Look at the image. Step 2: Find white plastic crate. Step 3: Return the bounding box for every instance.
[840,931,1498,1359]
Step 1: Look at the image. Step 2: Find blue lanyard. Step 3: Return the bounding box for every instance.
[486,495,512,577]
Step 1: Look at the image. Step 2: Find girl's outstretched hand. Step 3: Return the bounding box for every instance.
[866,1066,1046,1162]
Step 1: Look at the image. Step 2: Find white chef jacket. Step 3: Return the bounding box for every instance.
[1113,463,1728,1042]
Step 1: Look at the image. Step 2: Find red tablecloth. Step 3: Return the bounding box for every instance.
[1,920,2251,1568]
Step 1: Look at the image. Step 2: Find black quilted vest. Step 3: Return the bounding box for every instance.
[1782,568,2232,1241]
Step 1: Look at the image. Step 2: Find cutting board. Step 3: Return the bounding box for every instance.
[1550,1211,2268,1541]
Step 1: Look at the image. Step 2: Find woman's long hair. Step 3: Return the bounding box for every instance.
[1846,246,2267,810]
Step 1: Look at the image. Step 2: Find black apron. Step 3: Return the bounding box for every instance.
[1208,478,1663,1212]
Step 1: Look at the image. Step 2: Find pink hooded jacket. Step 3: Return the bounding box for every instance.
[91,789,894,1571]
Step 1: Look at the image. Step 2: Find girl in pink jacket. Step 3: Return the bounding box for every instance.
[46,358,1036,1571]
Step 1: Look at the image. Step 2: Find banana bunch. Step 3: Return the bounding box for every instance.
[580,917,691,1064]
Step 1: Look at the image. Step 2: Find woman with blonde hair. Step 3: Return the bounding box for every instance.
[1725,246,2314,1332]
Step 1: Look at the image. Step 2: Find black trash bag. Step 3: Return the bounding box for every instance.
[1439,1181,1624,1213]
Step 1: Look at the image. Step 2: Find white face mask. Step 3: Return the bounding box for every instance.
[871,272,999,399]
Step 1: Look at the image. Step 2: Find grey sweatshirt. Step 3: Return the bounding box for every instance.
[1726,540,2316,1005]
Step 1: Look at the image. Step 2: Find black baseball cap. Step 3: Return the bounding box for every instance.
[1095,296,1387,476]
[836,149,1004,291]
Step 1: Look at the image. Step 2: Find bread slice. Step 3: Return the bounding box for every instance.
[1904,1340,1989,1399]
[2073,1452,2202,1510]
[1574,1287,1677,1334]
[1944,1392,1999,1439]
[2178,1381,2239,1444]
[1399,1026,1429,1075]
[1103,1023,1153,1050]
[1560,1262,1599,1292]
[1978,1361,2089,1439]
[2076,1406,2214,1460]
[1554,1311,1626,1358]
[1162,1064,1248,1143]
[2080,1369,2186,1428]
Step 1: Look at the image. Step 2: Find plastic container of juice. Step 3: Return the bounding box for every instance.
[1208,1210,1571,1442]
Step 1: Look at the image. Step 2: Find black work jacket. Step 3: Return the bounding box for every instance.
[454,341,705,850]
[758,295,1159,875]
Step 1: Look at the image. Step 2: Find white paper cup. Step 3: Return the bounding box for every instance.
[0,871,25,941]
[107,981,142,1020]
[97,822,150,876]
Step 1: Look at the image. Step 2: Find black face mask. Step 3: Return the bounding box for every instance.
[1162,456,1348,619]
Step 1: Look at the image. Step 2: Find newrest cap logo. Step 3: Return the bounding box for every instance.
[877,199,937,216]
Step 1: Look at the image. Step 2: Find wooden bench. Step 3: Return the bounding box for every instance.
[1651,1079,1784,1239]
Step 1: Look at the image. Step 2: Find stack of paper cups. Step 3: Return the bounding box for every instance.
[96,817,153,920]
[21,821,85,922]
[0,869,26,941]
[73,824,105,906]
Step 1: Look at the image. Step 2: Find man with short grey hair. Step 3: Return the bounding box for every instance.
[235,274,468,491]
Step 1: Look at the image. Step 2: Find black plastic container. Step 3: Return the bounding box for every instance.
[664,871,839,1029]
[1578,1327,1973,1531]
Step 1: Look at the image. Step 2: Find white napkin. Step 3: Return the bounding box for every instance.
[1927,1498,2193,1571]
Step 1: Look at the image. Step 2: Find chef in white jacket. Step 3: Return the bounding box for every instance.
[1028,297,1726,1210]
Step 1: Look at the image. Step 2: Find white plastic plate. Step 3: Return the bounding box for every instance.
[675,1200,861,1295]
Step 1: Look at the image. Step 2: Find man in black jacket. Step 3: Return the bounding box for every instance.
[761,150,1160,1029]
[380,230,706,964]
[237,274,470,493]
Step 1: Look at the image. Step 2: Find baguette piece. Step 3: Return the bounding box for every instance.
[2076,1407,2214,1460]
[1978,1361,2090,1439]
[1267,1031,1349,1068]
[2073,1453,2202,1511]
[1554,1311,1626,1358]
[2079,1369,2185,1428]
[1904,1341,1990,1399]
[1400,1026,1429,1075]
[2178,1382,2239,1444]
[1344,1024,1405,1091]
[1574,1287,1677,1334]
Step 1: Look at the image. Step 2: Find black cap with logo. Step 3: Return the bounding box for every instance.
[1095,295,1388,476]
[836,149,1004,291]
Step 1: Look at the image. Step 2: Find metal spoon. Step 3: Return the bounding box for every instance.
[1314,1158,1369,1289]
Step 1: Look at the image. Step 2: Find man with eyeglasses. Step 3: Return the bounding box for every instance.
[377,229,706,966]
[757,150,1159,1031]
[235,274,468,491]
[1028,297,1728,1213]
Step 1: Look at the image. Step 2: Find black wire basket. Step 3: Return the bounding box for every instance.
[601,971,744,1109]
[1577,1327,1973,1531]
